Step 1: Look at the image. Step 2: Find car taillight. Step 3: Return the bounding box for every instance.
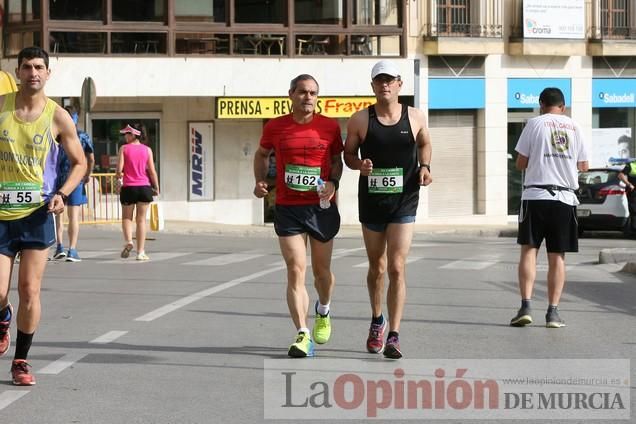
[596,186,625,199]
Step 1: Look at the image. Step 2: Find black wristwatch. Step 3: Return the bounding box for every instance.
[329,179,339,191]
[420,163,431,172]
[55,190,68,204]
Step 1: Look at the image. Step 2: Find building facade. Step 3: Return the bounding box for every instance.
[2,0,635,225]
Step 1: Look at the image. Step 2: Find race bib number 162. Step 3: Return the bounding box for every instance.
[285,165,321,191]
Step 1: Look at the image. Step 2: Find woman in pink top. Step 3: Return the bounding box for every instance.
[115,124,159,261]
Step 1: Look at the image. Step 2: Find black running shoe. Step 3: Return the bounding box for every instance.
[510,306,532,327]
[546,309,566,328]
[383,335,402,359]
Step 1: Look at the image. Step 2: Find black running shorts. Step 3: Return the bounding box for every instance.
[517,199,578,253]
[274,204,340,242]
[120,186,154,205]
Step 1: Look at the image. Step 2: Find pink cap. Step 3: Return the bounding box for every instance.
[119,124,141,136]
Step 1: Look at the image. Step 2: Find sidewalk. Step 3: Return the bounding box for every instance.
[89,220,519,239]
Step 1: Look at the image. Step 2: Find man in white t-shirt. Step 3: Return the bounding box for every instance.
[510,87,589,329]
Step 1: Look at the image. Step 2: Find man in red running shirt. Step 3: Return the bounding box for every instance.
[253,74,343,357]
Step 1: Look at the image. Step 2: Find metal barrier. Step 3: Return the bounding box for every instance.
[79,172,121,224]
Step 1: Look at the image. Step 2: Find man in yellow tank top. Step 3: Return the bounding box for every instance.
[0,47,86,386]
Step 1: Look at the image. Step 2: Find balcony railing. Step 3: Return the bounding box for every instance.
[424,23,502,39]
[590,26,636,40]
[423,0,503,39]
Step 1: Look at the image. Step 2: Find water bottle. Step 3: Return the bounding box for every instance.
[316,178,330,209]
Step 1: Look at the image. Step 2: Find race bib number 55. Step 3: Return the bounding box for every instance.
[285,165,320,191]
[368,168,403,194]
[0,182,42,210]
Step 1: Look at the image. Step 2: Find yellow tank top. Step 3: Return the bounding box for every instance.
[0,92,58,220]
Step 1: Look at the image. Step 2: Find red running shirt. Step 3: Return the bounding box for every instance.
[260,113,343,206]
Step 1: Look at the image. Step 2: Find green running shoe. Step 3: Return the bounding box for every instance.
[312,301,331,344]
[288,332,314,358]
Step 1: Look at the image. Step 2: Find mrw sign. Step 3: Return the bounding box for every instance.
[216,97,376,119]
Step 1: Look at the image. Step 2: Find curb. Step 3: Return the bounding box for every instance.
[84,222,519,239]
[599,248,636,264]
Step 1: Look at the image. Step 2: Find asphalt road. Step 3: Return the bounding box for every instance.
[1,227,634,423]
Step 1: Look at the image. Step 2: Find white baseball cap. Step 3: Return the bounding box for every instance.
[371,60,400,79]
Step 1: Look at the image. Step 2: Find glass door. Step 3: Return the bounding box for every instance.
[89,116,160,177]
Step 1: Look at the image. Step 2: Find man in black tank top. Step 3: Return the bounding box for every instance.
[344,60,432,359]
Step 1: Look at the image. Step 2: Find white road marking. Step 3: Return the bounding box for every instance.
[135,267,286,322]
[536,264,574,272]
[0,390,30,410]
[134,247,364,322]
[184,252,265,266]
[38,352,88,375]
[100,252,189,264]
[354,252,422,268]
[332,247,365,259]
[50,249,120,260]
[440,254,502,270]
[90,330,129,344]
[410,243,442,248]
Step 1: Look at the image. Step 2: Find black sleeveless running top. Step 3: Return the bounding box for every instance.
[358,104,420,224]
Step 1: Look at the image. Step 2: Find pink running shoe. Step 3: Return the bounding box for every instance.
[11,360,36,386]
[366,318,387,353]
[0,304,13,357]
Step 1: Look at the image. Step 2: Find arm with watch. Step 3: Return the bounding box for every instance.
[414,108,433,187]
[319,152,343,203]
[50,105,88,214]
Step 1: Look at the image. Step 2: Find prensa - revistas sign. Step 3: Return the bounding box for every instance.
[216,97,376,119]
[523,0,585,39]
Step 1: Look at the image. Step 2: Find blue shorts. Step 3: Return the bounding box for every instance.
[362,215,416,233]
[0,206,56,257]
[67,183,87,206]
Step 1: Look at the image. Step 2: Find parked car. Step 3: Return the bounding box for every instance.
[576,167,630,236]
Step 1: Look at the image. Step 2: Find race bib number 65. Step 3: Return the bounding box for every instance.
[0,182,42,210]
[285,164,321,191]
[368,168,403,194]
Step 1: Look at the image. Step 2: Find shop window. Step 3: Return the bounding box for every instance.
[176,33,229,54]
[112,0,165,22]
[175,0,225,23]
[296,35,337,55]
[7,0,23,23]
[5,32,42,56]
[50,32,105,54]
[235,0,284,24]
[597,107,629,128]
[366,35,400,56]
[295,0,343,24]
[91,118,160,177]
[234,34,286,55]
[507,121,525,215]
[111,33,166,54]
[354,0,399,26]
[26,0,40,21]
[49,0,103,21]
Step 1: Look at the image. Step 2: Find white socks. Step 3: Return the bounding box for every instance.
[317,302,330,316]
